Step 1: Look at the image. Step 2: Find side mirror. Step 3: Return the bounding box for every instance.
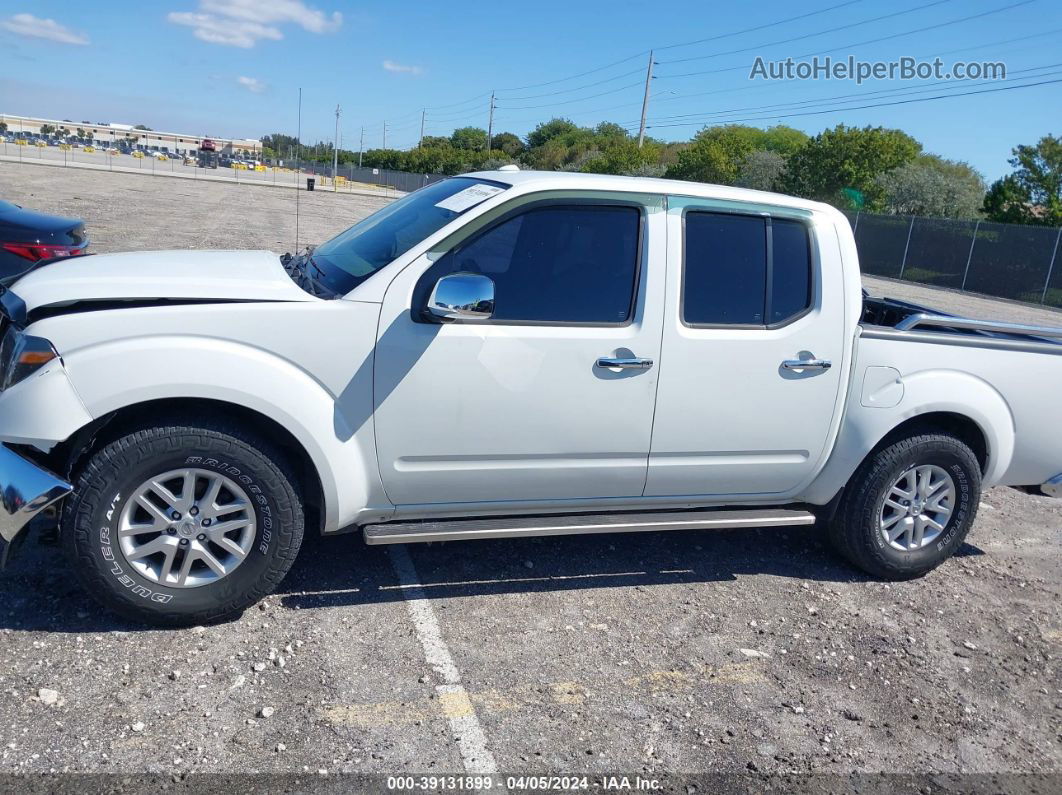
[427,272,495,321]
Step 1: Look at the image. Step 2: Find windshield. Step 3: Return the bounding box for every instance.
[309,177,509,294]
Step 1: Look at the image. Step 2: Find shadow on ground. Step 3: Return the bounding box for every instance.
[0,520,984,633]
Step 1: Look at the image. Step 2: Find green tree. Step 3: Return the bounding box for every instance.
[361,148,408,170]
[419,135,452,149]
[781,124,921,210]
[526,118,579,149]
[593,121,629,144]
[758,125,809,156]
[734,150,787,191]
[0,121,7,133]
[490,132,524,156]
[134,124,153,131]
[982,134,1062,226]
[580,139,662,176]
[261,133,300,155]
[450,126,487,151]
[664,125,763,184]
[877,155,985,219]
[982,176,1031,224]
[76,127,88,139]
[39,124,56,135]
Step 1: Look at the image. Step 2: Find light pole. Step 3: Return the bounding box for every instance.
[333,103,341,192]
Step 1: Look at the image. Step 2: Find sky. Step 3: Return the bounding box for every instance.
[0,0,1059,180]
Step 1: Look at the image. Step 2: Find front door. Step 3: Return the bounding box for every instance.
[645,198,847,497]
[373,193,666,508]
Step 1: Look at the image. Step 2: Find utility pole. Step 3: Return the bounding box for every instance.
[332,103,341,192]
[418,109,426,148]
[486,92,495,152]
[383,121,387,150]
[294,87,302,254]
[637,50,655,148]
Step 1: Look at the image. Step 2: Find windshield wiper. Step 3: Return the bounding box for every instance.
[281,247,337,298]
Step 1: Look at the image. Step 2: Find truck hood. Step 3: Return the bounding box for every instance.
[11,249,316,314]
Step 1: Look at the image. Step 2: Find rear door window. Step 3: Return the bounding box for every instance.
[683,211,812,327]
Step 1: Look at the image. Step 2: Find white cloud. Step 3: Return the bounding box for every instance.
[168,12,281,48]
[382,59,423,76]
[167,0,340,48]
[1,13,89,45]
[237,75,266,93]
[202,0,341,33]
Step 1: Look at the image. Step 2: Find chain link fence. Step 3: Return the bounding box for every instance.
[844,211,1062,308]
[287,163,448,194]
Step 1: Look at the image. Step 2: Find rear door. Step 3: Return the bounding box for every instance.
[645,198,847,497]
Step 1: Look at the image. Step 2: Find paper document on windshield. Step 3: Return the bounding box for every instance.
[435,184,505,213]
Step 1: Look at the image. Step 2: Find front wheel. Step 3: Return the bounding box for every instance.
[829,433,981,580]
[62,421,304,626]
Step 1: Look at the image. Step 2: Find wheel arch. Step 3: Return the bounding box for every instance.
[805,369,1014,507]
[52,397,327,535]
[868,411,989,474]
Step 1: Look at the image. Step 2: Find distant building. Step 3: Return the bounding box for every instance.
[0,114,261,157]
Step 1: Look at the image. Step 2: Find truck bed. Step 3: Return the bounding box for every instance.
[861,293,1062,349]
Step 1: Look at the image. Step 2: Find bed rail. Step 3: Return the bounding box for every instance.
[893,312,1062,339]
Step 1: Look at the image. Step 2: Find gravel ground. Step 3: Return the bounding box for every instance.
[1,162,1060,786]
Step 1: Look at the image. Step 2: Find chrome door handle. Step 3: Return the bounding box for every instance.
[782,358,832,371]
[597,357,654,370]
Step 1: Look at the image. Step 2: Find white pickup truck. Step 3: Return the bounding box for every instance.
[1,169,1060,625]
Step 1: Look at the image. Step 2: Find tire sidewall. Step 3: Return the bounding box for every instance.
[69,432,293,621]
[864,439,977,571]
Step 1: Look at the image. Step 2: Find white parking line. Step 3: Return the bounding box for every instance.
[387,545,499,775]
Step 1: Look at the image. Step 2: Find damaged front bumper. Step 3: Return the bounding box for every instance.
[0,444,71,567]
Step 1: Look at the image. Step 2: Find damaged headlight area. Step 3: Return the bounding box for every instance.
[0,325,60,392]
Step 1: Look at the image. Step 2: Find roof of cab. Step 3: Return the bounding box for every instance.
[462,169,838,217]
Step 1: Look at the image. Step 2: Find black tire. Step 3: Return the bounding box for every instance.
[829,433,980,580]
[61,421,304,626]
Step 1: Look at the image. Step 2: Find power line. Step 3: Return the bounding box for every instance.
[618,69,1062,129]
[646,25,1062,109]
[662,0,953,66]
[426,106,493,124]
[645,75,1062,129]
[642,62,1062,123]
[496,52,648,93]
[497,81,645,111]
[657,0,1037,79]
[928,25,1062,58]
[493,0,870,95]
[655,0,868,52]
[328,0,1043,146]
[629,69,1062,127]
[497,67,646,101]
[425,92,494,111]
[493,99,647,128]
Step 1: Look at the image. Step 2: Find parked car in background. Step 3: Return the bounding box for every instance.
[0,200,88,286]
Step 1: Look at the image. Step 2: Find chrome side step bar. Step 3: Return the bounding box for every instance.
[363,507,816,545]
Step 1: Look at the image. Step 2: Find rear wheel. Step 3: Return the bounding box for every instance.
[62,421,304,626]
[829,433,980,580]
